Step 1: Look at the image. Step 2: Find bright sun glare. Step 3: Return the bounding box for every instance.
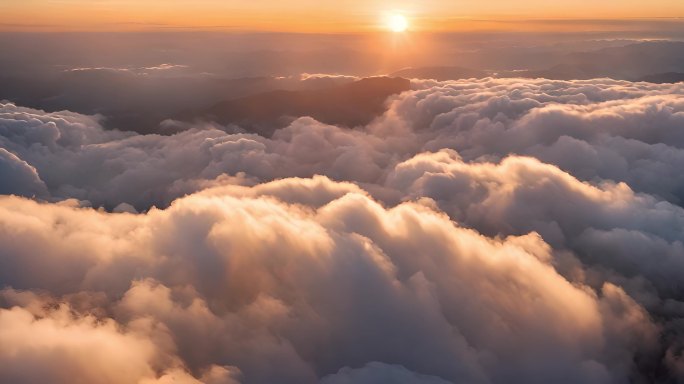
[387,13,408,32]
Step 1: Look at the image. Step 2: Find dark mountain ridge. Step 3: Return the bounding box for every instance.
[188,76,411,136]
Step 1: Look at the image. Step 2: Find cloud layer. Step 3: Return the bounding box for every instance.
[2,78,684,383]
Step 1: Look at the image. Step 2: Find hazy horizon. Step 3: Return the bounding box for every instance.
[3,0,684,32]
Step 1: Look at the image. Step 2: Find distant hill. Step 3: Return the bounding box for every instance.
[190,77,411,136]
[390,66,489,81]
[388,43,684,82]
[0,71,359,135]
[638,72,684,84]
[503,41,684,80]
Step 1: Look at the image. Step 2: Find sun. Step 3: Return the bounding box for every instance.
[386,13,409,33]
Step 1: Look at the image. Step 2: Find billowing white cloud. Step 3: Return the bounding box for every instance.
[0,294,158,384]
[1,78,684,383]
[0,182,659,383]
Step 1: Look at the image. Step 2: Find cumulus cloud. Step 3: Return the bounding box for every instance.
[0,148,48,198]
[0,294,159,384]
[3,79,684,209]
[386,149,684,293]
[1,78,684,382]
[0,182,660,383]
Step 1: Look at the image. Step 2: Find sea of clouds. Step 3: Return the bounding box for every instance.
[1,78,684,383]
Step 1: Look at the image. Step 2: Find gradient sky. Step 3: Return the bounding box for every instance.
[2,0,684,32]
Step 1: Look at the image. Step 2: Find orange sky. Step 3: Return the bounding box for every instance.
[1,0,684,32]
